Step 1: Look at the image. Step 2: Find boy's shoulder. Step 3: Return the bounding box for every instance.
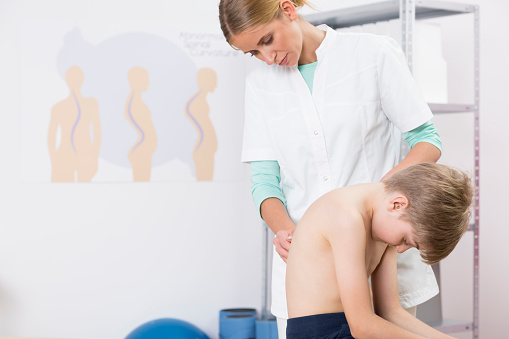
[307,187,368,234]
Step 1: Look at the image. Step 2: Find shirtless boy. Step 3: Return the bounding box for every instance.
[285,162,473,338]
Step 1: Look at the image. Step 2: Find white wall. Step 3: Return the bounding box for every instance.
[1,0,508,338]
[0,1,263,338]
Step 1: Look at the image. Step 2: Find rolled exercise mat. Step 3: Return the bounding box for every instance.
[219,314,256,339]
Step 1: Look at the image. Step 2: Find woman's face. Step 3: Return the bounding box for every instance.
[230,15,302,67]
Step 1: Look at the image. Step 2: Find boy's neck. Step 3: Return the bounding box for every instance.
[362,182,388,236]
[363,181,386,213]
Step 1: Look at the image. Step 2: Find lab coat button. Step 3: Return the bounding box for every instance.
[314,130,319,135]
[323,176,328,181]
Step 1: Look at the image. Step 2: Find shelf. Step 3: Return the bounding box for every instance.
[304,0,475,29]
[428,103,477,114]
[427,319,473,333]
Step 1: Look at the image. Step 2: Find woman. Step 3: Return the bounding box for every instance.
[219,0,443,337]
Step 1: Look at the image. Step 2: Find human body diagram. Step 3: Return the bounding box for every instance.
[48,65,219,183]
[185,68,218,181]
[125,67,158,182]
[48,66,101,182]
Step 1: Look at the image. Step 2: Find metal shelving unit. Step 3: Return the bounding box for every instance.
[304,0,475,29]
[305,1,480,337]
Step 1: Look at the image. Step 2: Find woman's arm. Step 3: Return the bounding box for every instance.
[381,121,442,181]
[251,161,296,262]
[381,142,440,180]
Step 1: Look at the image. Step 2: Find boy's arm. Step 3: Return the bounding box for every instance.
[328,214,427,338]
[371,247,456,338]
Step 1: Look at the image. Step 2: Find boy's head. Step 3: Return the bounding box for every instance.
[383,162,474,265]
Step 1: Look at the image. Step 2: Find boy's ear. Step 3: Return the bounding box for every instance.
[388,196,409,212]
[280,0,298,21]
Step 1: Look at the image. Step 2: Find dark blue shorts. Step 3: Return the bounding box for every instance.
[286,312,354,339]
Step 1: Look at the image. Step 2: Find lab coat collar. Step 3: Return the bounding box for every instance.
[315,24,336,61]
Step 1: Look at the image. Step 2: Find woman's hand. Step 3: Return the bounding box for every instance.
[273,229,295,263]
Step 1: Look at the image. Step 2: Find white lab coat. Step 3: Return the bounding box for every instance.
[241,25,438,319]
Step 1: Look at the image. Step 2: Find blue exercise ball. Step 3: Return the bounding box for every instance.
[126,318,210,339]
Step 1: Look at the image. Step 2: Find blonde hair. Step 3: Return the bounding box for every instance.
[383,163,474,265]
[218,0,314,46]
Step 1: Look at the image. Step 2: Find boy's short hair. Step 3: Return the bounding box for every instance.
[383,162,474,265]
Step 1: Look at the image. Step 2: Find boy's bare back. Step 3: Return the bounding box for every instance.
[286,183,389,318]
